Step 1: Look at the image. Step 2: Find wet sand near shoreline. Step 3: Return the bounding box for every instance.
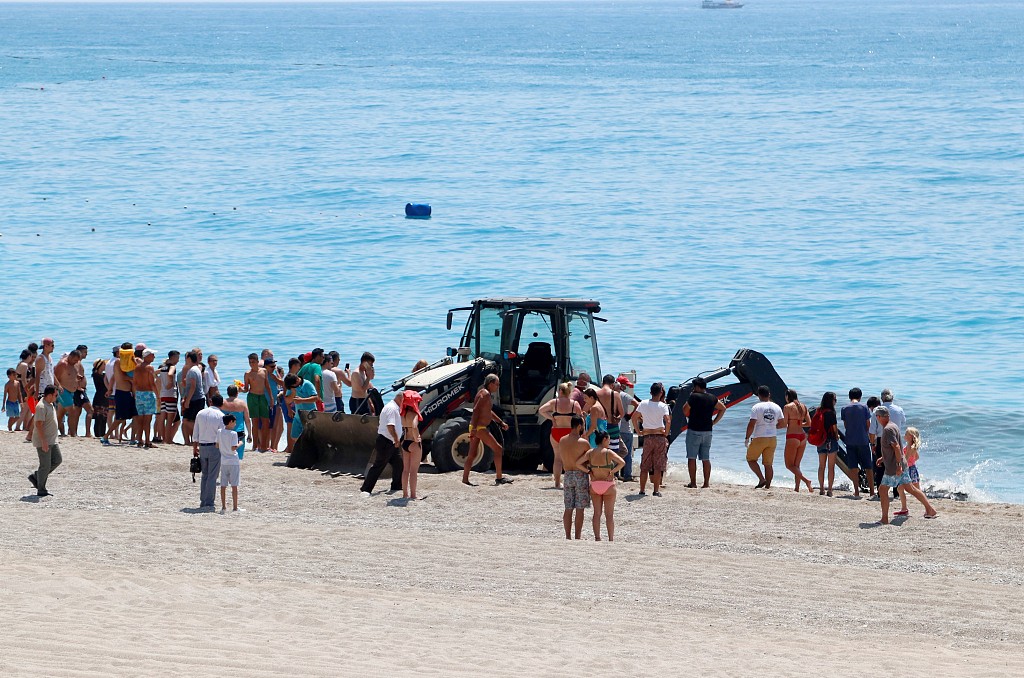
[1,433,1023,676]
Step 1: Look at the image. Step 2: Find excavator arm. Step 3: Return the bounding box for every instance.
[667,349,788,444]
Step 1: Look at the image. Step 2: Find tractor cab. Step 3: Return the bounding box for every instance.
[448,298,603,405]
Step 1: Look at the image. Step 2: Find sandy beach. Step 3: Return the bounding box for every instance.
[1,433,1022,677]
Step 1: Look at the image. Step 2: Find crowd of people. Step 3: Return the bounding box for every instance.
[5,337,936,526]
[4,338,379,505]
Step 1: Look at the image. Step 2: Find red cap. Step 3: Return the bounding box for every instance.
[302,352,313,364]
[401,390,423,421]
[616,375,634,388]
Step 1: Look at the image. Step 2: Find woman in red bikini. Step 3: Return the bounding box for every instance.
[783,389,814,493]
[539,382,583,489]
[581,431,625,542]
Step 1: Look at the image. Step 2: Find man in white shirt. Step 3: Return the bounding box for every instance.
[360,392,405,496]
[635,382,672,497]
[218,414,241,513]
[321,356,340,414]
[193,394,225,510]
[744,386,785,489]
[880,389,906,434]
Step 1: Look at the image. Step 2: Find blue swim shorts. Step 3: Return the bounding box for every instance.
[57,389,75,409]
[907,464,919,484]
[5,402,20,419]
[881,470,912,488]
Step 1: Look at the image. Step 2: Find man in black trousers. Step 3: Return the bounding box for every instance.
[360,391,404,496]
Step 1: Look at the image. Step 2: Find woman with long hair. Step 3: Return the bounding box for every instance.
[783,389,814,492]
[816,391,840,496]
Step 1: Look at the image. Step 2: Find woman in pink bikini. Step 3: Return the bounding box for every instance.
[539,382,583,489]
[783,389,814,492]
[582,431,625,542]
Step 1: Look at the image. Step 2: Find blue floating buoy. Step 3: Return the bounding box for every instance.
[405,203,431,219]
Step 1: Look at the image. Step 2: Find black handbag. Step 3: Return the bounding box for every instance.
[189,454,201,482]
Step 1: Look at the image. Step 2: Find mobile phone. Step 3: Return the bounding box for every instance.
[345,363,350,370]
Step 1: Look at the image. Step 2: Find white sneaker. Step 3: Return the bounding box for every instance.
[361,491,371,498]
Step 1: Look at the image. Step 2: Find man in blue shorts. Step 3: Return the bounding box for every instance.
[682,377,726,488]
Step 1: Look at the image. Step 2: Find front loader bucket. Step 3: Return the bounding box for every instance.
[286,409,382,474]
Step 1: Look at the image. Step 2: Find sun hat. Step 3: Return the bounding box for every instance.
[402,390,423,420]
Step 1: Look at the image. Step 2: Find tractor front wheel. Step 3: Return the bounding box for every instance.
[431,418,493,473]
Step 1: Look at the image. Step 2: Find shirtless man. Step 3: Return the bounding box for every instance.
[596,374,624,456]
[558,415,592,540]
[71,345,93,438]
[328,351,350,413]
[53,350,82,436]
[243,353,272,453]
[111,343,137,444]
[461,374,511,486]
[349,352,376,415]
[133,350,159,448]
[782,389,814,493]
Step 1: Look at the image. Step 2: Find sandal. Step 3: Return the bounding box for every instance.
[894,509,909,516]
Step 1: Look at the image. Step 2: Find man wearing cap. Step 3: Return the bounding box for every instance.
[615,375,639,481]
[361,391,405,496]
[29,385,61,498]
[297,348,325,409]
[683,376,726,488]
[133,349,159,448]
[874,406,936,523]
[193,394,226,510]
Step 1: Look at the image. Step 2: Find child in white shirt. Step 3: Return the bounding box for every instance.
[218,414,241,512]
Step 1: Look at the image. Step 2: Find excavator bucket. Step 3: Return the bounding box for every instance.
[668,349,788,443]
[286,390,386,473]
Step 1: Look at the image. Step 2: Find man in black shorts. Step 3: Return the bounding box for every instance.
[180,350,206,445]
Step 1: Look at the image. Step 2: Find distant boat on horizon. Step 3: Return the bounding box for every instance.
[702,0,744,8]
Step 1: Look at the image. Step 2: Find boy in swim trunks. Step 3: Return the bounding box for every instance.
[558,416,592,540]
[4,369,23,431]
[243,353,272,453]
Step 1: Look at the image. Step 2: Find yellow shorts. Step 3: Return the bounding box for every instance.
[746,437,777,465]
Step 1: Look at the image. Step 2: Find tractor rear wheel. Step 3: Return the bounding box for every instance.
[431,418,493,473]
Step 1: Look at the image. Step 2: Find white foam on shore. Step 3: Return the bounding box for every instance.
[919,458,1003,503]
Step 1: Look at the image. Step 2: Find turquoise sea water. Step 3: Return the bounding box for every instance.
[1,1,1022,501]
